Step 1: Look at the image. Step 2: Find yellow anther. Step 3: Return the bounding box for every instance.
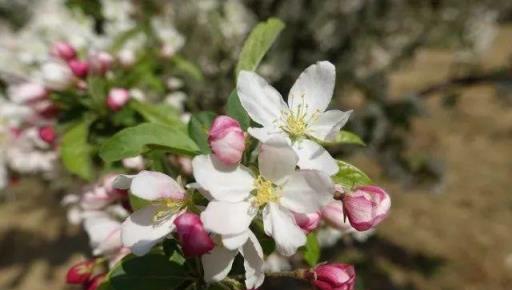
[253,176,279,207]
[152,198,185,223]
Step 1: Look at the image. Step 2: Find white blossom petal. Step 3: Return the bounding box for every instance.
[258,137,298,185]
[293,139,338,175]
[192,155,254,202]
[84,215,122,255]
[288,61,335,118]
[247,126,287,143]
[308,110,352,142]
[202,246,237,282]
[131,171,184,201]
[281,170,335,213]
[263,203,306,256]
[201,201,255,235]
[237,71,287,127]
[121,206,176,256]
[240,231,265,289]
[222,231,250,250]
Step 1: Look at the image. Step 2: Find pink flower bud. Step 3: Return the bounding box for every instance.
[312,263,356,290]
[32,100,59,119]
[85,273,106,290]
[320,201,353,231]
[343,185,391,231]
[106,88,130,111]
[8,82,48,104]
[208,115,245,165]
[66,260,95,284]
[51,41,77,61]
[68,59,89,78]
[173,212,214,257]
[88,51,113,75]
[293,211,321,234]
[38,126,57,145]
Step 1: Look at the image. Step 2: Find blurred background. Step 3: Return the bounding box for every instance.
[1,0,512,290]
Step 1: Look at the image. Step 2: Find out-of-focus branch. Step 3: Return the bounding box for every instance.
[417,68,511,97]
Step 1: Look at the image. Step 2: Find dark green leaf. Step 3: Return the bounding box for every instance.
[188,111,216,154]
[162,239,186,266]
[109,253,189,290]
[99,123,200,162]
[130,100,184,129]
[60,118,95,180]
[303,233,320,267]
[226,90,250,130]
[333,160,372,189]
[236,18,285,74]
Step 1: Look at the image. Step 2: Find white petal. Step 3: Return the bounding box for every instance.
[293,139,338,175]
[237,71,287,127]
[262,205,273,237]
[258,137,298,185]
[264,203,306,256]
[240,231,265,289]
[202,246,237,282]
[247,126,287,143]
[201,201,255,235]
[222,231,250,250]
[288,61,335,117]
[113,174,135,190]
[192,155,254,202]
[281,170,335,213]
[84,214,122,255]
[121,206,176,256]
[131,171,184,201]
[308,110,352,142]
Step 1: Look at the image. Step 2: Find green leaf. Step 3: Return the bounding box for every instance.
[325,130,365,146]
[171,55,203,81]
[226,90,250,130]
[130,100,184,129]
[333,160,372,189]
[188,111,216,154]
[60,118,95,180]
[236,18,285,74]
[163,239,186,266]
[109,253,189,290]
[99,123,200,162]
[128,194,151,211]
[303,232,320,267]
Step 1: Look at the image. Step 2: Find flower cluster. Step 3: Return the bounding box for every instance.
[101,61,391,289]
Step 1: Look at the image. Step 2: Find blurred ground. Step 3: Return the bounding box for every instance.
[1,26,511,290]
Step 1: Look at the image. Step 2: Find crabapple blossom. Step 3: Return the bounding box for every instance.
[88,51,113,75]
[122,155,145,170]
[173,212,214,257]
[194,137,335,256]
[51,41,77,61]
[343,185,391,231]
[321,201,353,232]
[7,82,48,104]
[208,115,245,165]
[293,211,321,234]
[41,61,75,90]
[202,231,264,289]
[107,88,130,111]
[66,260,95,284]
[113,171,188,256]
[311,263,356,290]
[85,273,106,290]
[68,59,89,78]
[237,61,352,175]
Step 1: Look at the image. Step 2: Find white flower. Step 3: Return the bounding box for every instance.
[114,171,187,256]
[202,231,265,289]
[237,61,352,175]
[193,137,334,256]
[41,61,75,91]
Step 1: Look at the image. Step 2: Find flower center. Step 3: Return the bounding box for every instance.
[153,198,185,223]
[253,176,279,207]
[279,95,320,139]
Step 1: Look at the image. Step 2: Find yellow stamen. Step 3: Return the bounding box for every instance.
[153,198,185,223]
[280,94,320,139]
[253,176,279,207]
